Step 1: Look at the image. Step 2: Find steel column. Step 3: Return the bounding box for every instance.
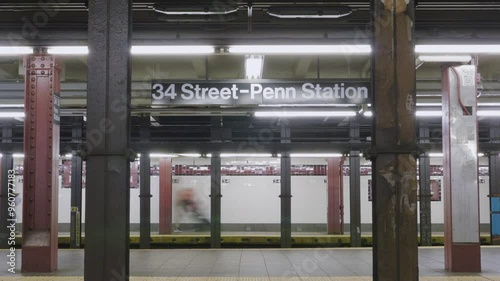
[70,118,83,249]
[280,152,292,248]
[442,64,481,272]
[85,0,132,280]
[489,123,500,245]
[210,154,222,248]
[490,152,500,245]
[349,151,361,246]
[70,151,83,248]
[349,121,362,247]
[22,51,61,273]
[139,116,152,248]
[371,0,418,280]
[327,158,344,234]
[0,153,14,249]
[419,126,432,246]
[159,158,172,235]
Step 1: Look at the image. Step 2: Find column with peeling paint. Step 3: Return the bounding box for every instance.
[371,0,418,280]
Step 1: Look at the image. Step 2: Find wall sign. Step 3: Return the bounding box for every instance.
[151,80,370,105]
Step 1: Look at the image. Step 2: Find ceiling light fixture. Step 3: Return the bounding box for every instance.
[0,112,25,118]
[48,46,89,55]
[417,55,472,63]
[415,45,500,54]
[220,153,274,158]
[149,153,179,158]
[228,45,371,55]
[131,45,215,55]
[0,46,33,55]
[291,153,343,158]
[255,111,357,117]
[245,55,264,79]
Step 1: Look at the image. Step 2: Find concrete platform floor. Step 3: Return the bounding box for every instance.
[0,247,499,280]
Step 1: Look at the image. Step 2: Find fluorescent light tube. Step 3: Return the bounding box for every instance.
[229,45,371,54]
[0,46,33,55]
[416,103,442,107]
[149,153,178,158]
[13,154,25,158]
[178,154,202,158]
[131,45,214,55]
[255,111,357,117]
[415,45,500,54]
[0,104,24,108]
[245,55,264,79]
[416,111,442,117]
[0,112,25,118]
[258,104,356,107]
[418,55,472,63]
[363,111,373,117]
[478,111,500,117]
[220,153,274,158]
[291,153,343,158]
[428,153,443,157]
[48,46,89,55]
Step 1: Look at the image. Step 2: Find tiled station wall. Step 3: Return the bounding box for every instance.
[10,157,491,231]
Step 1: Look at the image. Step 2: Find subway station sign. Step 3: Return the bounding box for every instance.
[151,80,370,105]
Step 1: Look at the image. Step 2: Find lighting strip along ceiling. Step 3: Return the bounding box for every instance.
[229,45,372,54]
[291,153,343,158]
[255,111,357,117]
[0,46,33,55]
[2,44,500,56]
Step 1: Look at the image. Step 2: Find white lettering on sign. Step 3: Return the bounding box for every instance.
[152,81,370,105]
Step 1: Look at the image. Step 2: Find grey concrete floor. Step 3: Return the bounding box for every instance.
[0,247,499,278]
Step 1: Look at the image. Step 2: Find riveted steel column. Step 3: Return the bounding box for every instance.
[350,122,362,246]
[0,153,14,249]
[70,118,83,249]
[210,154,222,248]
[85,0,132,280]
[372,0,418,280]
[159,158,172,235]
[139,116,151,248]
[419,125,432,246]
[22,51,61,273]
[328,158,343,234]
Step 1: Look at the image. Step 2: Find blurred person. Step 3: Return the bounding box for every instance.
[173,188,209,232]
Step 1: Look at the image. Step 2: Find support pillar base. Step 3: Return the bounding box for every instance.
[447,244,481,272]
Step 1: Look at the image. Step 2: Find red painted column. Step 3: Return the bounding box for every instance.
[159,158,172,234]
[22,51,61,272]
[327,158,344,234]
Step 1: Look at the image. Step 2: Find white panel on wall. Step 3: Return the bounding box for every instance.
[58,175,71,224]
[221,176,280,224]
[291,176,327,223]
[480,176,490,224]
[130,187,141,223]
[151,176,159,224]
[360,176,372,224]
[343,176,350,223]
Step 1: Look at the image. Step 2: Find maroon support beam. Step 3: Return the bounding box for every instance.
[159,158,172,234]
[22,52,61,272]
[327,158,344,234]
